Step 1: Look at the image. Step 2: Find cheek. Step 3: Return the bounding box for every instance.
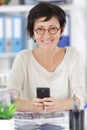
[56,32,62,40]
[34,34,41,42]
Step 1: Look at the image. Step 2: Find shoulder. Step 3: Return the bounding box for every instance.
[66,46,81,57]
[17,49,31,56]
[66,46,79,53]
[13,49,32,65]
[15,49,32,59]
[65,46,84,66]
[66,46,84,66]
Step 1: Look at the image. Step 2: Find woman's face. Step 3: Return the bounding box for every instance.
[33,16,63,51]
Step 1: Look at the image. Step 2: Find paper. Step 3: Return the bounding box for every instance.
[0,16,5,53]
[14,111,69,130]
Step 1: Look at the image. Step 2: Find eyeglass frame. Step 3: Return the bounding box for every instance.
[34,26,61,35]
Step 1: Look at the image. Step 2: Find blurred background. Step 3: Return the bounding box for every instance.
[0,0,87,90]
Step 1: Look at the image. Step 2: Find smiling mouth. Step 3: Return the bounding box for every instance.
[42,39,53,44]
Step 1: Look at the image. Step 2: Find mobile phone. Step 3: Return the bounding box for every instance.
[36,87,50,98]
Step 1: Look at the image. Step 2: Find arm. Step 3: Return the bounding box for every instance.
[43,96,80,113]
[14,95,80,113]
[15,98,44,113]
[7,53,24,97]
[69,50,86,109]
[7,53,43,113]
[43,50,86,112]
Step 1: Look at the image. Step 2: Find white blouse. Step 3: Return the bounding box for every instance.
[7,46,86,108]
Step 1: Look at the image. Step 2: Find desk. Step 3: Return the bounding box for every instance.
[14,111,69,130]
[15,123,65,130]
[14,110,87,130]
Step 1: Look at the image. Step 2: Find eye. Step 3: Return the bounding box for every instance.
[50,27,57,31]
[36,28,44,31]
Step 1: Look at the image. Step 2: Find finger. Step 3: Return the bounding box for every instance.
[30,104,43,113]
[44,106,53,112]
[43,97,54,102]
[33,102,44,109]
[43,101,55,111]
[33,98,43,102]
[43,100,54,107]
[31,98,44,113]
[32,100,44,107]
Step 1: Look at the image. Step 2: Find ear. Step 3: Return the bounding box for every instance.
[32,33,35,38]
[32,35,36,42]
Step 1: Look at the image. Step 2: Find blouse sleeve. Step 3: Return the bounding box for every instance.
[69,50,86,109]
[6,53,24,98]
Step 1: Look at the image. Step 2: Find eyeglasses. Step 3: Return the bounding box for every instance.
[34,26,61,35]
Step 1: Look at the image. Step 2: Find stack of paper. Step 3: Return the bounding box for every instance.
[14,111,70,130]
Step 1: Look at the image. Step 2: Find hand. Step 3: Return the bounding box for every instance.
[29,98,44,113]
[43,97,65,113]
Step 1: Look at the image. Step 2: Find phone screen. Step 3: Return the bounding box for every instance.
[37,87,50,98]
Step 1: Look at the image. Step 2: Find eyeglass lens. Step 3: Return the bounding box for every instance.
[35,27,60,35]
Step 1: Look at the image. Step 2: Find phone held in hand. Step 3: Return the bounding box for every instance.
[36,87,50,98]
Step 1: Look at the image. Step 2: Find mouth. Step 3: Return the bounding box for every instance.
[42,39,53,44]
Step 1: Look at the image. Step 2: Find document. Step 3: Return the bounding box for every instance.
[0,16,5,53]
[12,15,23,52]
[14,111,69,130]
[5,16,12,52]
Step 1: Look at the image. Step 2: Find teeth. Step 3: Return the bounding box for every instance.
[42,40,52,44]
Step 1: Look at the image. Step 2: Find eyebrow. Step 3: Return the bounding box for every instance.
[35,25,59,28]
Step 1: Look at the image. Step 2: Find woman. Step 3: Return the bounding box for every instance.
[7,2,86,113]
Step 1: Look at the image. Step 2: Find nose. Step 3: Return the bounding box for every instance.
[44,29,50,36]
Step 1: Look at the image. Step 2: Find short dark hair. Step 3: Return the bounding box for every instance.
[26,2,66,38]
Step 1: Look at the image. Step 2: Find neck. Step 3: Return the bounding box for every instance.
[37,48,60,60]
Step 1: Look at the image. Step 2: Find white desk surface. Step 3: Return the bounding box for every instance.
[15,111,87,130]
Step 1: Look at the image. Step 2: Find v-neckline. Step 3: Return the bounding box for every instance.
[30,47,69,74]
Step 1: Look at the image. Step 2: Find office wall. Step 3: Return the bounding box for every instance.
[70,0,87,94]
[71,0,86,64]
[0,0,87,89]
[9,0,87,64]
